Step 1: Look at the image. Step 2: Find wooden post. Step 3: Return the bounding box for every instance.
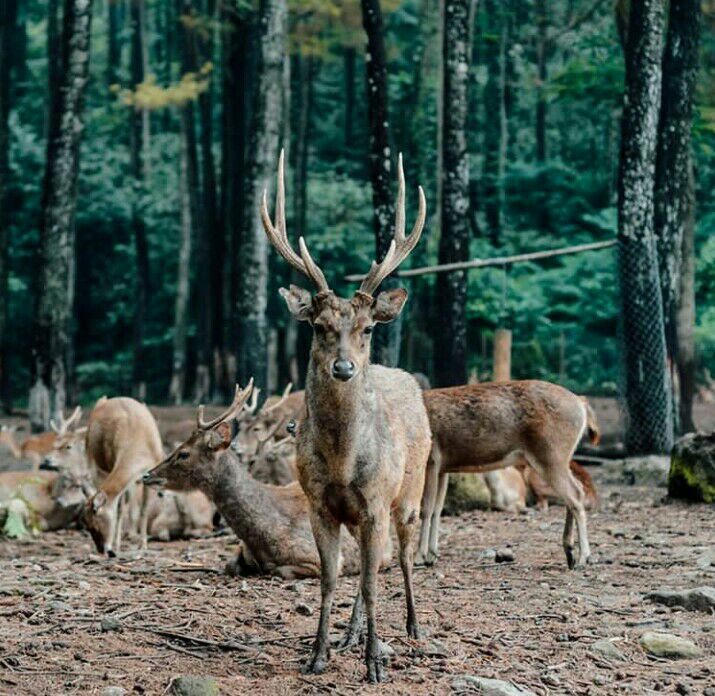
[493,328,511,381]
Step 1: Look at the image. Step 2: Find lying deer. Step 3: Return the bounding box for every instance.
[143,384,384,578]
[262,152,431,682]
[145,489,215,541]
[420,382,594,569]
[82,397,163,556]
[244,415,297,486]
[0,409,81,470]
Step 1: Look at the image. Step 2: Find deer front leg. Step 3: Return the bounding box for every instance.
[417,457,438,564]
[337,590,364,650]
[395,504,421,639]
[427,471,449,564]
[138,484,150,551]
[303,512,341,676]
[360,514,390,683]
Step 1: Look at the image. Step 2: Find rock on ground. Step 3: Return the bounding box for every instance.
[451,676,537,695]
[606,456,671,487]
[591,638,625,661]
[171,676,220,696]
[444,473,491,514]
[669,432,715,503]
[639,632,703,659]
[646,587,715,613]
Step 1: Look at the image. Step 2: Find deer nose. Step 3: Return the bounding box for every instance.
[331,358,355,381]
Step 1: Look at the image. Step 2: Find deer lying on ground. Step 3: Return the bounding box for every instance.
[262,152,431,682]
[143,383,386,577]
[420,382,594,570]
[0,467,92,532]
[81,396,163,556]
[145,489,215,541]
[244,415,297,486]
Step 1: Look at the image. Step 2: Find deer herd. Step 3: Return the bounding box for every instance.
[0,154,603,684]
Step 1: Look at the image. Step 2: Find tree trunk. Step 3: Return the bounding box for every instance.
[434,0,470,388]
[360,0,400,367]
[653,0,701,433]
[344,46,355,149]
[45,0,61,139]
[535,0,550,231]
[234,0,286,389]
[107,0,120,88]
[169,110,196,404]
[616,0,672,455]
[0,0,19,412]
[482,0,506,245]
[130,0,149,400]
[32,0,93,430]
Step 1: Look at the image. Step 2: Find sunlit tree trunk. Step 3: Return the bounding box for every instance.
[32,0,93,430]
[653,0,701,433]
[617,0,672,454]
[434,0,470,388]
[235,0,286,389]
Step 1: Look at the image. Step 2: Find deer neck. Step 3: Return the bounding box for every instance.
[197,450,279,544]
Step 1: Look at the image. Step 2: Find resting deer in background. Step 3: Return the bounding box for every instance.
[143,383,386,578]
[420,383,594,569]
[262,152,431,682]
[82,397,163,555]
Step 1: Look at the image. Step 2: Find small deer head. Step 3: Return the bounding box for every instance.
[143,381,254,491]
[262,151,425,384]
[42,407,86,471]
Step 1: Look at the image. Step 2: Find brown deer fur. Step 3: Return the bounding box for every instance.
[522,460,598,511]
[82,397,164,556]
[420,381,592,569]
[262,151,430,682]
[0,427,58,469]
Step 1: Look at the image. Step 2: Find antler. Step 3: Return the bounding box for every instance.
[260,382,292,417]
[359,153,427,296]
[255,415,289,456]
[236,386,261,425]
[50,406,82,436]
[197,379,254,430]
[260,150,330,293]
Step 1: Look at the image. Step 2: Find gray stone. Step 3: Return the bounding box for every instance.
[591,638,625,661]
[102,688,127,696]
[646,587,715,613]
[293,601,313,617]
[621,456,671,487]
[171,676,220,696]
[495,548,514,563]
[639,632,703,659]
[451,676,536,695]
[100,616,121,632]
[48,600,71,612]
[422,638,450,657]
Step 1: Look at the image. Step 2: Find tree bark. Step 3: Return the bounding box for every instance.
[616,0,672,454]
[0,0,19,412]
[482,0,506,245]
[360,0,400,367]
[535,0,550,231]
[653,0,701,433]
[169,109,197,404]
[434,0,470,388]
[107,0,120,88]
[234,0,286,389]
[344,46,355,148]
[32,0,93,430]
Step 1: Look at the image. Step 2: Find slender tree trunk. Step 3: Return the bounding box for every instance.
[344,46,355,148]
[234,0,286,389]
[653,0,701,433]
[107,0,120,88]
[45,0,61,139]
[482,0,506,245]
[434,0,470,388]
[360,0,400,367]
[0,0,19,412]
[130,0,149,399]
[535,0,550,231]
[32,0,93,430]
[169,110,197,404]
[617,0,672,454]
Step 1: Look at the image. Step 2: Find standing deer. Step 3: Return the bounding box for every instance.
[261,151,431,682]
[419,382,593,569]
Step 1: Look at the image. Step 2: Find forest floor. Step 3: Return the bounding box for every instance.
[1,471,714,696]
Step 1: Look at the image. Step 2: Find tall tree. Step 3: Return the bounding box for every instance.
[234,0,286,389]
[616,0,672,454]
[434,0,470,387]
[0,0,19,412]
[129,0,150,399]
[343,47,355,148]
[31,0,93,429]
[653,0,701,433]
[360,0,399,367]
[106,0,121,88]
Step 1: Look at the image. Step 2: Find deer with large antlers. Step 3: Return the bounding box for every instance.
[261,151,431,682]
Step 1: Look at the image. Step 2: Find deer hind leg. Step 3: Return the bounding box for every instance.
[426,471,449,564]
[138,484,150,551]
[394,503,421,639]
[111,495,124,555]
[303,513,341,676]
[417,455,439,564]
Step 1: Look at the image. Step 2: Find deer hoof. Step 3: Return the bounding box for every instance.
[406,620,421,640]
[302,650,329,675]
[565,547,575,569]
[337,627,362,652]
[424,550,439,566]
[366,654,386,683]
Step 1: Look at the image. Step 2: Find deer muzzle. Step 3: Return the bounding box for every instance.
[331,358,355,382]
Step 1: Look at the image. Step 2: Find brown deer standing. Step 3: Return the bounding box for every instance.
[261,151,431,682]
[419,382,593,569]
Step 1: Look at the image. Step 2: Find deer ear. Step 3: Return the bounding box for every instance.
[279,285,313,321]
[92,490,107,512]
[205,422,231,451]
[372,288,408,323]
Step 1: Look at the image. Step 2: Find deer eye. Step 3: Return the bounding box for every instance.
[177,451,190,460]
[363,325,374,335]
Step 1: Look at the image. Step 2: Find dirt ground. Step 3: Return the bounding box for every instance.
[1,470,714,696]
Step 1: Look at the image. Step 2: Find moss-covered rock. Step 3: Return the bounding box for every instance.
[443,473,491,515]
[669,432,715,504]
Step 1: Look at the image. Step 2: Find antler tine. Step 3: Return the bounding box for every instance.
[256,416,288,455]
[359,154,427,296]
[260,150,330,293]
[261,382,293,416]
[65,406,82,431]
[197,379,255,430]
